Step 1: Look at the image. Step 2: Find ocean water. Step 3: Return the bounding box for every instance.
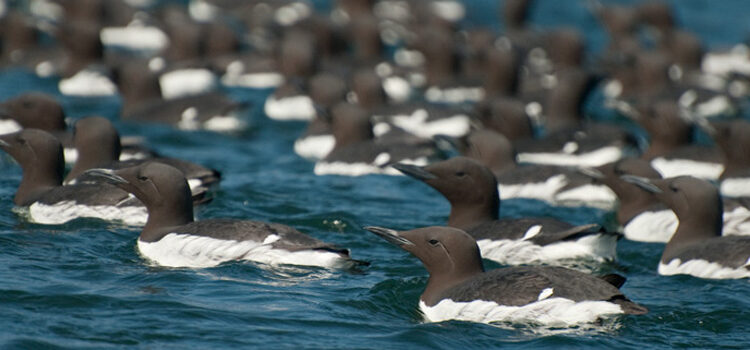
[1,0,750,349]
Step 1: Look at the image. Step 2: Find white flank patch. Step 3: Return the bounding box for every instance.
[393,49,425,68]
[159,69,217,100]
[203,112,246,132]
[623,210,678,243]
[178,107,200,130]
[222,70,284,89]
[137,233,347,268]
[372,122,391,137]
[517,146,623,167]
[387,109,471,138]
[722,205,750,236]
[720,178,750,198]
[658,257,750,279]
[264,94,316,121]
[424,86,485,104]
[499,174,568,202]
[314,157,428,177]
[382,76,411,102]
[294,134,335,160]
[554,184,617,210]
[702,45,750,76]
[476,233,617,265]
[28,200,147,226]
[521,225,542,240]
[694,95,732,118]
[650,158,723,180]
[186,179,203,192]
[63,148,78,164]
[430,0,465,22]
[0,119,22,135]
[59,70,118,96]
[35,61,55,77]
[119,152,150,161]
[537,288,554,301]
[419,297,623,326]
[603,80,623,98]
[100,25,169,52]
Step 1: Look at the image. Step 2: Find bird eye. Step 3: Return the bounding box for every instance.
[669,185,678,192]
[137,175,148,181]
[455,171,466,177]
[428,239,439,246]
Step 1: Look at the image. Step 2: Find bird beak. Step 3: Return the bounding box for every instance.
[577,166,605,179]
[364,226,415,246]
[620,174,662,193]
[83,168,128,185]
[391,163,437,180]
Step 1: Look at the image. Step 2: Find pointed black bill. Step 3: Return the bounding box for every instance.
[621,174,662,193]
[392,163,437,180]
[84,168,128,185]
[577,166,604,179]
[364,226,414,246]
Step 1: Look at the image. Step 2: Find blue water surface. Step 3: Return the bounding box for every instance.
[1,0,749,349]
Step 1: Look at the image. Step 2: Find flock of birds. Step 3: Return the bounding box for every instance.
[1,0,750,327]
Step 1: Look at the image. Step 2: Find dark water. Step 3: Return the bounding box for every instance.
[1,0,750,349]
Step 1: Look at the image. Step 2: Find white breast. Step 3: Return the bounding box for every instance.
[554,184,617,210]
[100,25,169,53]
[517,146,623,167]
[651,157,724,180]
[264,94,316,121]
[723,205,750,236]
[137,233,347,268]
[658,257,750,279]
[294,134,335,160]
[419,297,623,326]
[27,200,147,226]
[424,86,484,104]
[498,174,568,203]
[314,157,428,177]
[159,69,218,100]
[221,68,284,89]
[476,232,617,265]
[623,210,678,243]
[202,112,246,132]
[720,178,750,198]
[0,119,22,135]
[386,109,471,138]
[58,69,118,96]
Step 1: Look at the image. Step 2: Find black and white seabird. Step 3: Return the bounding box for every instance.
[456,129,616,208]
[314,102,440,176]
[584,158,750,242]
[365,226,647,325]
[392,157,620,264]
[0,92,67,135]
[0,92,155,162]
[0,129,146,225]
[624,175,750,278]
[88,162,362,268]
[634,99,723,180]
[64,116,220,195]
